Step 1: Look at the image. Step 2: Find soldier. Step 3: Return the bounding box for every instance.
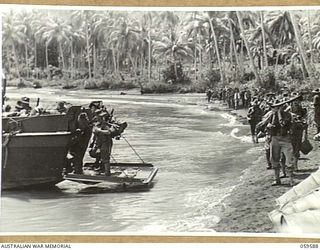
[91,109,114,176]
[68,107,92,174]
[256,109,273,169]
[312,88,320,134]
[234,88,240,110]
[206,88,213,103]
[13,97,32,116]
[89,101,102,114]
[56,101,67,114]
[268,99,295,186]
[290,92,307,171]
[247,99,263,143]
[244,89,252,109]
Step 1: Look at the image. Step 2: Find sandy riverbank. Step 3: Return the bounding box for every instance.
[208,100,320,233]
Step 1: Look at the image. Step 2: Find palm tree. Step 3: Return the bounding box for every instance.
[259,11,268,69]
[226,13,240,74]
[17,11,33,78]
[67,25,85,79]
[158,11,180,35]
[267,11,295,48]
[142,12,154,84]
[2,10,24,78]
[207,11,226,84]
[236,11,261,84]
[34,21,51,71]
[307,11,314,64]
[30,10,45,75]
[247,12,272,71]
[108,16,144,79]
[301,11,320,64]
[185,12,209,81]
[92,11,114,78]
[289,11,313,81]
[72,10,93,80]
[40,16,72,71]
[154,28,193,80]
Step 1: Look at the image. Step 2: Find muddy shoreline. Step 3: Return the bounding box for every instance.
[208,100,320,233]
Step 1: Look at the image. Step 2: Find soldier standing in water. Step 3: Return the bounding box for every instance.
[91,109,114,176]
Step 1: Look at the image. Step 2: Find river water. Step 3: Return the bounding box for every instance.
[0,87,261,233]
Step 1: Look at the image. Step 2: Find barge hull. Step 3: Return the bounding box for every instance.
[2,132,71,190]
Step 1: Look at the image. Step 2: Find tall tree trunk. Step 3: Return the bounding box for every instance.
[45,42,49,69]
[148,17,152,84]
[207,12,224,84]
[275,38,283,76]
[140,53,144,79]
[12,42,21,78]
[260,11,268,69]
[290,11,313,81]
[80,48,83,68]
[25,43,29,78]
[236,11,261,84]
[58,41,65,71]
[93,42,97,78]
[112,49,117,76]
[117,50,120,77]
[71,42,74,79]
[229,18,240,79]
[85,14,91,80]
[222,40,226,78]
[135,57,138,80]
[229,33,233,66]
[209,46,213,69]
[172,51,178,80]
[308,11,313,64]
[34,41,37,75]
[194,45,197,80]
[6,47,11,75]
[240,39,244,74]
[155,59,160,80]
[200,48,202,80]
[229,38,235,80]
[128,54,137,79]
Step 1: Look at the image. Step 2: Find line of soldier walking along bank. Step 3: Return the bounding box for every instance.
[207,86,320,187]
[3,98,127,177]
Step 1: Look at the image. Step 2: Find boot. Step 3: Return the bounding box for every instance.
[252,133,258,143]
[266,150,272,169]
[272,168,281,186]
[293,157,298,171]
[73,157,83,174]
[289,172,295,187]
[104,163,111,176]
[280,164,287,178]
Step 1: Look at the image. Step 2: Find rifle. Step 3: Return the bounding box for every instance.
[109,108,114,122]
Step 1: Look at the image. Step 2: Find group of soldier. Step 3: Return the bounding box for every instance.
[211,86,320,187]
[87,101,119,176]
[5,85,320,183]
[3,97,68,116]
[66,101,127,176]
[3,97,127,177]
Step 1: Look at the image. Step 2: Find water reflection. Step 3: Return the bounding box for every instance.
[1,88,259,233]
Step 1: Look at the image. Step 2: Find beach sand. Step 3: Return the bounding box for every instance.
[209,101,320,233]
